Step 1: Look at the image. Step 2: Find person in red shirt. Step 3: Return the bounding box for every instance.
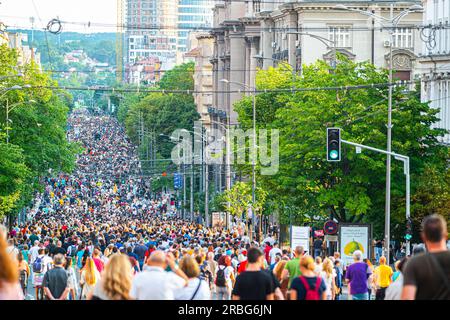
[237,250,248,275]
[264,242,272,263]
[92,248,104,273]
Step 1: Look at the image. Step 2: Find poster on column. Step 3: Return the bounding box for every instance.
[339,224,371,267]
[290,226,310,254]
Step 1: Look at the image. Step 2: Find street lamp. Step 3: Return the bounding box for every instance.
[220,78,257,241]
[336,3,423,262]
[286,32,337,70]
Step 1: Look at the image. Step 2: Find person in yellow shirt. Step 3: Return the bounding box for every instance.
[373,256,393,300]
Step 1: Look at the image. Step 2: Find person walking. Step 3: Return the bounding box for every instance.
[373,256,393,300]
[345,250,372,300]
[215,255,235,300]
[130,251,188,300]
[175,256,211,300]
[17,251,30,296]
[42,254,69,300]
[289,256,326,300]
[0,227,24,300]
[281,246,304,290]
[320,258,336,300]
[402,214,450,300]
[91,254,133,300]
[232,247,275,300]
[79,257,100,300]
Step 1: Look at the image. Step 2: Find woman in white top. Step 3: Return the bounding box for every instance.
[174,256,211,300]
[314,256,323,275]
[319,258,336,300]
[79,257,101,300]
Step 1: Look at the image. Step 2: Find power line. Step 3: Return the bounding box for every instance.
[23,80,413,94]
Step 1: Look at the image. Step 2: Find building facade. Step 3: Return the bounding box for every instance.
[125,0,178,72]
[210,1,422,129]
[177,0,214,53]
[420,0,450,144]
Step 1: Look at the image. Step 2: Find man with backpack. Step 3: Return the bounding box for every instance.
[33,248,51,300]
[402,214,450,300]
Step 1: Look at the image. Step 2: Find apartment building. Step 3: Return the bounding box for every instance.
[420,0,450,144]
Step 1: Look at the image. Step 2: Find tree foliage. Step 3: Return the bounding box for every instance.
[0,44,80,219]
[234,57,450,239]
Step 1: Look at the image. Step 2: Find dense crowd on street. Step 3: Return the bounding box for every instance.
[0,109,448,301]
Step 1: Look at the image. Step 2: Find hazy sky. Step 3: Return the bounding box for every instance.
[0,0,117,33]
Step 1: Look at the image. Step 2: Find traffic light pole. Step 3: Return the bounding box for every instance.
[341,139,411,256]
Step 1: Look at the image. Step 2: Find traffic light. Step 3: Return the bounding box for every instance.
[327,128,341,161]
[405,217,413,241]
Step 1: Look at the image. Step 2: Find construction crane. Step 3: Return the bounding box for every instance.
[116,0,124,82]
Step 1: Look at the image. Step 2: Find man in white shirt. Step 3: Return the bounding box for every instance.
[131,250,188,300]
[262,234,275,247]
[268,242,282,265]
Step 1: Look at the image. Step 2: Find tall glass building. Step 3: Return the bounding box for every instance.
[177,0,214,52]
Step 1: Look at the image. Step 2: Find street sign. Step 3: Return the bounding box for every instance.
[325,235,338,242]
[324,220,338,235]
[290,226,310,253]
[174,173,183,189]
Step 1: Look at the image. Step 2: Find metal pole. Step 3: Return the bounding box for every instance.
[183,164,186,220]
[405,158,411,256]
[385,3,394,263]
[190,157,194,222]
[6,99,9,145]
[252,89,257,241]
[205,162,209,227]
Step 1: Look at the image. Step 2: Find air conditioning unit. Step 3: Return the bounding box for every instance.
[271,41,277,48]
[295,40,300,47]
[282,34,287,40]
[383,40,391,47]
[276,45,281,51]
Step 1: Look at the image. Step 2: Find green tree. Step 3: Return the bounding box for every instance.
[234,57,449,239]
[159,62,194,91]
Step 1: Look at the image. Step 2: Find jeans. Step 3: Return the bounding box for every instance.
[375,247,382,263]
[352,293,369,300]
[216,286,230,300]
[314,249,322,258]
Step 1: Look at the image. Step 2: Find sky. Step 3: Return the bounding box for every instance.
[0,0,117,33]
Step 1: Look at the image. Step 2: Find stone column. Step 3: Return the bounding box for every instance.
[229,30,245,124]
[249,37,258,88]
[260,18,274,69]
[287,10,298,69]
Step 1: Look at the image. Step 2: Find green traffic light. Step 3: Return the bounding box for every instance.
[329,150,339,159]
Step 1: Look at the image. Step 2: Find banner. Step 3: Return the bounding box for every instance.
[290,226,310,253]
[339,224,371,267]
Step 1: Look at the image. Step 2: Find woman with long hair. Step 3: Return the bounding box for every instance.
[0,226,24,300]
[319,258,336,300]
[175,256,211,300]
[215,255,235,300]
[17,251,30,296]
[90,254,133,300]
[273,259,288,299]
[79,257,100,300]
[65,256,78,300]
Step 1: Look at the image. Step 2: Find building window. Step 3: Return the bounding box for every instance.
[328,26,351,48]
[393,28,413,48]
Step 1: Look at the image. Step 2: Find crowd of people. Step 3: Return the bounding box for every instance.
[0,109,448,301]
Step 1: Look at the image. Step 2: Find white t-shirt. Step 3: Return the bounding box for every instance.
[174,278,211,300]
[269,247,282,264]
[320,270,336,296]
[130,266,185,300]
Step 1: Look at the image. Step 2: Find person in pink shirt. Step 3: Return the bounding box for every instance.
[92,248,105,273]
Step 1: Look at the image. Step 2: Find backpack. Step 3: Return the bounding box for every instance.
[215,266,226,287]
[298,276,322,300]
[33,256,45,273]
[69,245,78,257]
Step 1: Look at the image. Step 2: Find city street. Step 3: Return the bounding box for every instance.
[0,0,449,303]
